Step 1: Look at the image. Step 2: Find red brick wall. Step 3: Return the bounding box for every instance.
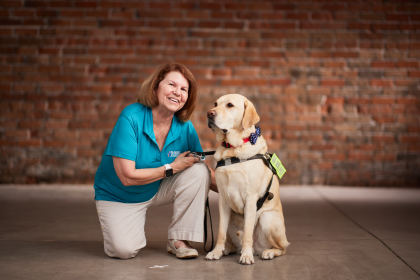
[1,0,419,186]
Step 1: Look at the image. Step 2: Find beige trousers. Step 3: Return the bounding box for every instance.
[96,163,210,259]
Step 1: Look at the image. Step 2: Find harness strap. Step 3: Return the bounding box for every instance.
[216,157,242,168]
[256,174,275,211]
[215,153,276,211]
[215,153,273,169]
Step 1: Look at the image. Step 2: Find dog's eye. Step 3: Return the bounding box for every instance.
[214,102,217,107]
[227,103,234,108]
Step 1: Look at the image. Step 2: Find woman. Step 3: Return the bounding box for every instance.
[94,63,216,259]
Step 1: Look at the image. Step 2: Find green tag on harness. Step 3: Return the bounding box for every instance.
[270,153,286,179]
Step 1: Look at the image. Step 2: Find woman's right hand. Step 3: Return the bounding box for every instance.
[171,151,199,174]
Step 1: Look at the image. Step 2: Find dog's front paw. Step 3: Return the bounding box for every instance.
[239,247,254,265]
[206,248,224,260]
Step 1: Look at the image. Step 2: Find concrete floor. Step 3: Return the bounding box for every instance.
[0,185,419,280]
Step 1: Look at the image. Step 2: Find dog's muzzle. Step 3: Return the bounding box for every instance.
[207,110,216,129]
[207,110,228,133]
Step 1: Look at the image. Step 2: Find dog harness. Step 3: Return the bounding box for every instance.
[192,151,276,212]
[213,126,278,211]
[215,153,276,211]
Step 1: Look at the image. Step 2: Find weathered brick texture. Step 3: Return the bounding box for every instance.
[1,0,419,186]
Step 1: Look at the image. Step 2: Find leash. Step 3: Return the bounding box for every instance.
[192,151,216,253]
[203,197,214,252]
[188,151,215,161]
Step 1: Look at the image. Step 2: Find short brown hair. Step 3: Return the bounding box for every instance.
[137,63,197,122]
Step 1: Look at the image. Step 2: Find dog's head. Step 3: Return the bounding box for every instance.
[207,94,260,134]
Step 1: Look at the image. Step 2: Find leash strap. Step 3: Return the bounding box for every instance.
[203,197,214,253]
[191,151,215,157]
[188,151,216,161]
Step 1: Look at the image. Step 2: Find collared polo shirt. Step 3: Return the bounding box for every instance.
[94,103,203,203]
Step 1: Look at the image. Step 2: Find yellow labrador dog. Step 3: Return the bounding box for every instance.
[205,94,289,265]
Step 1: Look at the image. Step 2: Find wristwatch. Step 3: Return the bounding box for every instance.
[164,164,173,177]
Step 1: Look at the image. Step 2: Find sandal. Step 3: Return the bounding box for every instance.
[167,240,198,259]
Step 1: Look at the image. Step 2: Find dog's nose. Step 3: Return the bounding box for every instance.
[207,110,216,119]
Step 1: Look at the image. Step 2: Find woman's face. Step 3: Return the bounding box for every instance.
[155,71,189,114]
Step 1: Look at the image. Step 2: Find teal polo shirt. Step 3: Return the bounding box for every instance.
[94,103,203,203]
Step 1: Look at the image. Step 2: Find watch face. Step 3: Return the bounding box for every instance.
[165,167,173,177]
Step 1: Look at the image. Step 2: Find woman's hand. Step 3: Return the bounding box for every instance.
[171,151,200,174]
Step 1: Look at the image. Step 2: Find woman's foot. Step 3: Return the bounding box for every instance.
[167,239,198,259]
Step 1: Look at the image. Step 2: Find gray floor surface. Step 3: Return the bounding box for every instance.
[0,185,419,280]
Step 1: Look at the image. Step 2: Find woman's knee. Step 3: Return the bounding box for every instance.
[187,163,210,191]
[171,163,209,202]
[105,239,144,259]
[187,163,210,183]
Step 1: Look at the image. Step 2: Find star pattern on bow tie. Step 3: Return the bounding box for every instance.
[249,126,261,145]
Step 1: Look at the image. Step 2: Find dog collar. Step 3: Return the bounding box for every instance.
[221,126,261,149]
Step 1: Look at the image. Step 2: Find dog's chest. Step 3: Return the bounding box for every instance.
[216,170,247,214]
[215,162,266,215]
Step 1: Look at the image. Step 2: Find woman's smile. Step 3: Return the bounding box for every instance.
[156,71,189,114]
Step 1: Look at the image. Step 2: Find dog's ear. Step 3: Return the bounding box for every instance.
[242,99,260,129]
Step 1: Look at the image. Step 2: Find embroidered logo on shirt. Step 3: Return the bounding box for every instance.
[168,151,180,158]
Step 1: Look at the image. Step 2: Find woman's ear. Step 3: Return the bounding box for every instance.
[242,99,260,129]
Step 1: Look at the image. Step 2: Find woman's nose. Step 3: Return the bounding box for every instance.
[173,88,180,96]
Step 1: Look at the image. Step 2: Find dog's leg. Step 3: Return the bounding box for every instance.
[225,212,243,255]
[223,234,236,255]
[239,195,258,265]
[258,210,290,260]
[205,197,231,260]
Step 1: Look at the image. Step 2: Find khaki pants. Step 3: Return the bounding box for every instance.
[96,163,210,259]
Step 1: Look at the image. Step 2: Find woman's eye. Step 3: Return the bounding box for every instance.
[227,103,234,108]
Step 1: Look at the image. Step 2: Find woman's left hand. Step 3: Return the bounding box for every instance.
[171,151,200,174]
